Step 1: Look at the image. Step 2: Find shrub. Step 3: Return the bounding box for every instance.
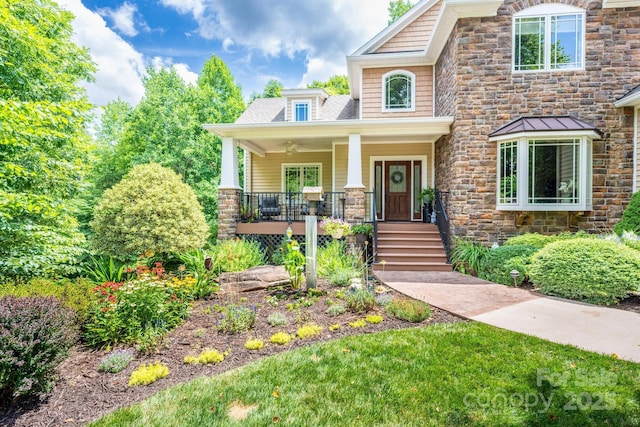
[615,191,640,234]
[99,350,134,374]
[620,231,640,252]
[283,240,305,290]
[197,349,226,364]
[173,249,219,299]
[208,239,264,274]
[325,304,346,317]
[0,296,77,400]
[317,240,362,282]
[128,362,169,386]
[91,163,209,257]
[83,267,193,348]
[348,319,366,328]
[478,245,539,286]
[329,324,340,331]
[267,312,288,327]
[503,233,558,249]
[529,238,640,305]
[297,323,323,339]
[216,304,257,334]
[365,314,384,324]
[345,287,376,313]
[244,339,264,350]
[270,332,294,345]
[386,298,431,322]
[375,293,393,306]
[450,239,488,276]
[0,277,95,322]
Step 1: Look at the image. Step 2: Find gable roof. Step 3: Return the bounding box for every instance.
[237,95,358,124]
[489,116,602,138]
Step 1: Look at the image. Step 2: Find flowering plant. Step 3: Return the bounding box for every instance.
[320,217,351,238]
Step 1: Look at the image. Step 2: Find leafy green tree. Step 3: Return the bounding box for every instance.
[250,79,284,101]
[0,0,95,280]
[90,163,209,257]
[308,75,350,95]
[388,0,414,25]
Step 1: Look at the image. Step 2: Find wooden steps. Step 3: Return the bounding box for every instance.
[373,222,451,272]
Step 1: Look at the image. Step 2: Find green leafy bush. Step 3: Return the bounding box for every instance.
[504,233,558,249]
[173,249,219,299]
[90,163,209,257]
[478,245,539,286]
[283,240,305,289]
[209,239,264,274]
[450,239,488,276]
[386,298,431,322]
[83,265,193,348]
[99,350,134,374]
[0,296,77,401]
[345,287,376,313]
[529,238,640,305]
[216,304,257,334]
[317,240,362,284]
[615,191,640,234]
[0,277,95,322]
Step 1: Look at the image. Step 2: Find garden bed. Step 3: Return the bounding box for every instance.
[1,280,462,427]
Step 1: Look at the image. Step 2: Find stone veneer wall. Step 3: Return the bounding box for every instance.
[434,0,640,244]
[217,189,240,240]
[344,188,365,223]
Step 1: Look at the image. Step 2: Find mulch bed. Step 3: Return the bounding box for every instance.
[1,280,463,427]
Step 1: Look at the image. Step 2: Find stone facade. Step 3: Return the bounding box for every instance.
[217,189,240,240]
[434,0,640,243]
[344,187,366,223]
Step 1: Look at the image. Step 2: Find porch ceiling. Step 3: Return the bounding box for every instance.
[203,116,454,156]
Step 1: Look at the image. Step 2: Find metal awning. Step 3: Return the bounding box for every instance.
[489,116,602,138]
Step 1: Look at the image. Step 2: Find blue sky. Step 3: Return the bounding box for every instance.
[57,0,392,108]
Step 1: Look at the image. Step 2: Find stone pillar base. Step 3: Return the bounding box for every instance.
[217,189,240,240]
[344,187,365,223]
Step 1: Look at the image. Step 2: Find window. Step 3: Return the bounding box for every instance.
[382,70,415,111]
[283,164,321,193]
[513,5,584,72]
[293,101,310,122]
[495,137,592,211]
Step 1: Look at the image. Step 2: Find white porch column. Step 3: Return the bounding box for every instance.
[345,133,364,189]
[220,137,240,189]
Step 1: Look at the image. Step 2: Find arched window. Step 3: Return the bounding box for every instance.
[383,70,415,111]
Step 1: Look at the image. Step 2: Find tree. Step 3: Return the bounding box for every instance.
[90,163,209,257]
[308,75,350,95]
[388,0,414,25]
[0,0,95,280]
[249,79,283,102]
[615,192,640,234]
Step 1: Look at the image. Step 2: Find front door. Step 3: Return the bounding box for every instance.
[385,161,411,221]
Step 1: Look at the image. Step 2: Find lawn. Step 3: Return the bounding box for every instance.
[90,322,640,427]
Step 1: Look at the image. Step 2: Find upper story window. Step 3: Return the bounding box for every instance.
[293,101,310,122]
[513,4,585,72]
[382,70,415,112]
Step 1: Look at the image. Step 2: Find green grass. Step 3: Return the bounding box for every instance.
[90,323,640,427]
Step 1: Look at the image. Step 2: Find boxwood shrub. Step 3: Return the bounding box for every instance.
[478,245,539,286]
[614,191,640,234]
[529,238,640,305]
[0,296,77,402]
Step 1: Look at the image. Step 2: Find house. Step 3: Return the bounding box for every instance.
[205,0,640,270]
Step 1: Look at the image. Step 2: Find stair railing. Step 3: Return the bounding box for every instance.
[435,190,452,262]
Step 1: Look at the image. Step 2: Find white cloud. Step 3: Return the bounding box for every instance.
[58,0,146,107]
[151,56,199,85]
[160,0,390,86]
[98,2,140,37]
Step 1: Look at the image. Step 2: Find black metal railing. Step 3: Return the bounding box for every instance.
[239,192,346,223]
[435,190,451,262]
[369,191,378,262]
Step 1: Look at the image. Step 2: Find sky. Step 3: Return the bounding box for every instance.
[57,0,393,108]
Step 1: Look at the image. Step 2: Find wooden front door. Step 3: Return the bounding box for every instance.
[385,161,411,221]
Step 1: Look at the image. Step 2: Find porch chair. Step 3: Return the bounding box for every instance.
[259,195,281,220]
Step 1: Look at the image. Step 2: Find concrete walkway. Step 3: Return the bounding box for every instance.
[374,271,640,364]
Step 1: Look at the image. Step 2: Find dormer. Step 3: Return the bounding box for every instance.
[282,88,329,122]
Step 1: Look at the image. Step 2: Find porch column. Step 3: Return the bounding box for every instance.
[218,137,241,240]
[344,134,365,223]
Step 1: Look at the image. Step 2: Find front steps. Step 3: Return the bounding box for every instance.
[372,222,451,272]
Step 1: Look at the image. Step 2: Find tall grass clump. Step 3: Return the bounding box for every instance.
[317,240,362,286]
[208,239,264,273]
[450,239,488,276]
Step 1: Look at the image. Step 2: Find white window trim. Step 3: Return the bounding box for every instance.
[292,100,311,122]
[492,131,594,211]
[512,4,586,73]
[281,163,323,192]
[381,70,416,112]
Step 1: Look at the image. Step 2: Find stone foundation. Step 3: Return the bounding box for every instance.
[217,189,240,240]
[344,187,365,223]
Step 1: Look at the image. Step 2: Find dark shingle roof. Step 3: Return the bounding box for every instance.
[489,116,601,138]
[617,83,640,103]
[236,95,359,124]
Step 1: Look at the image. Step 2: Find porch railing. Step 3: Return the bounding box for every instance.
[435,190,452,262]
[239,192,346,223]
